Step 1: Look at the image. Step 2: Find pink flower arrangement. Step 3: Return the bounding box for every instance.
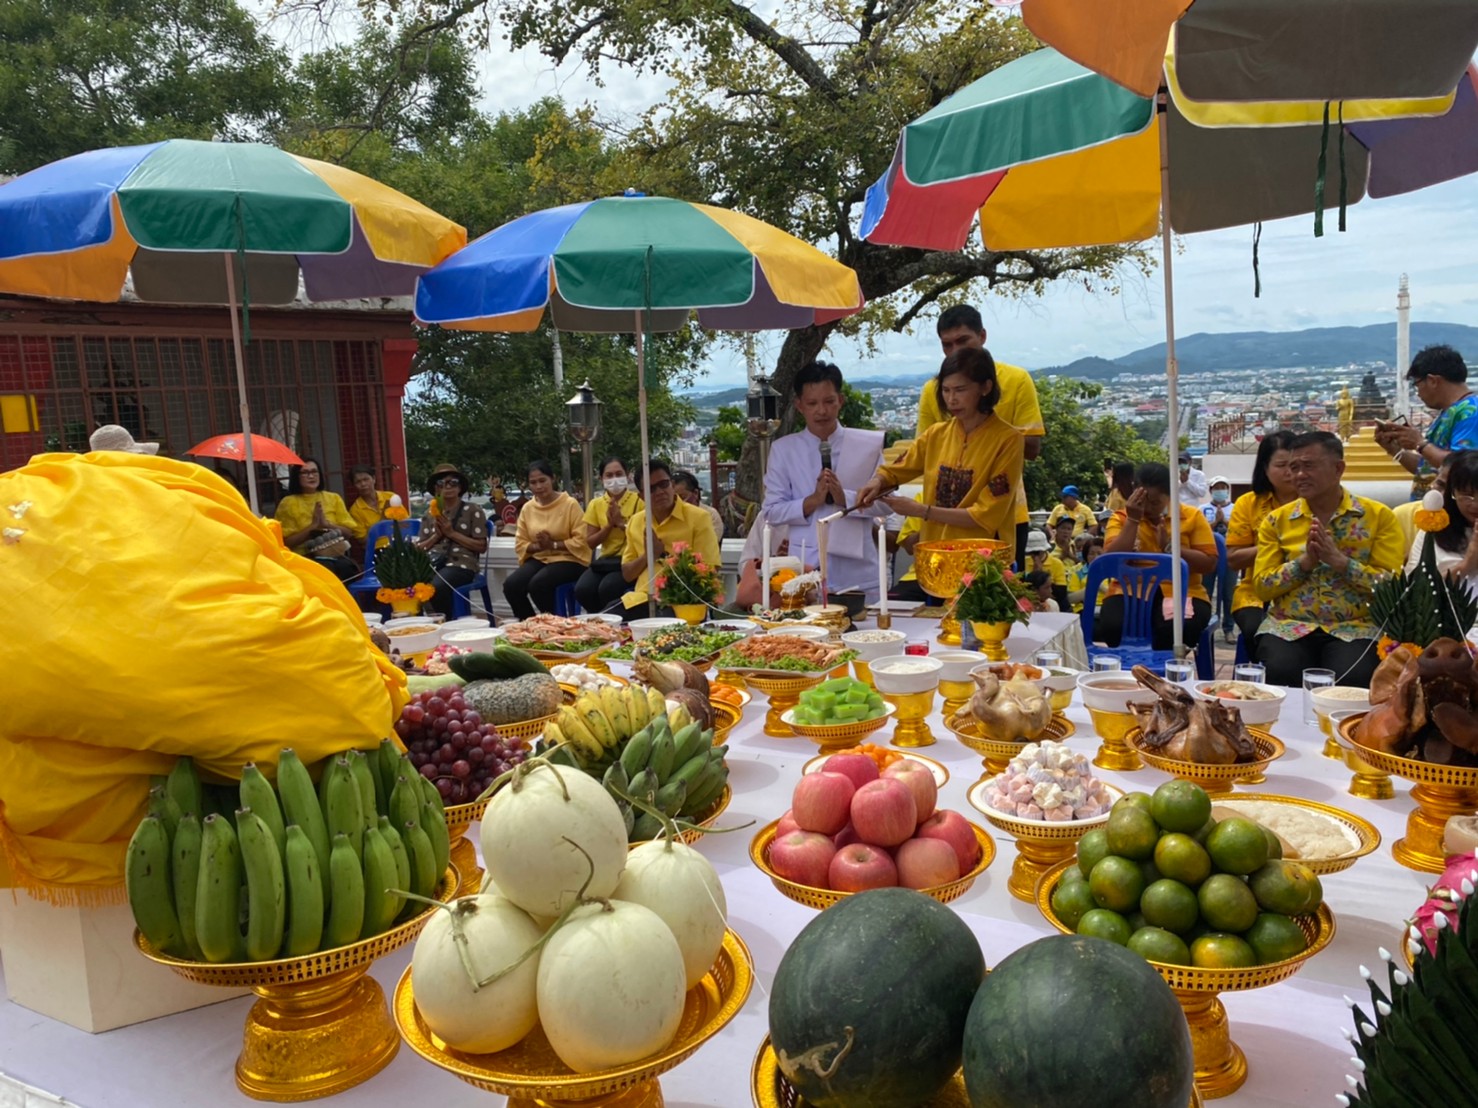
[654,543,722,606]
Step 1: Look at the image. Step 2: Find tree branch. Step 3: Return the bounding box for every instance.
[894,273,975,330]
[717,0,842,102]
[543,11,614,64]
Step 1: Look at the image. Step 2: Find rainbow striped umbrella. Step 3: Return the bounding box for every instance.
[0,140,467,509]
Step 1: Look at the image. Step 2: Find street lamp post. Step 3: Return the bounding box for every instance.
[566,380,603,505]
[746,371,782,478]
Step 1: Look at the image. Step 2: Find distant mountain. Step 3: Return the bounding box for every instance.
[686,376,928,405]
[1042,322,1478,379]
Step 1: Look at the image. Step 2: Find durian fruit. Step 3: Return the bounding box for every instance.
[1338,865,1478,1106]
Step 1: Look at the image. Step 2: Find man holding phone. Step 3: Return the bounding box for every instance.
[1375,344,1478,499]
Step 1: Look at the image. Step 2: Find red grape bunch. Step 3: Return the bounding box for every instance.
[394,686,526,804]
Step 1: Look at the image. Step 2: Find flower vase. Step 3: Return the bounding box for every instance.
[971,620,1013,662]
[671,603,709,626]
[389,597,422,617]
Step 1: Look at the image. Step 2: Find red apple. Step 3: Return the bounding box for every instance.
[833,823,860,848]
[828,843,899,892]
[776,809,799,838]
[821,752,880,791]
[849,778,918,848]
[882,759,938,822]
[768,831,837,888]
[791,771,856,835]
[915,809,980,873]
[895,837,961,889]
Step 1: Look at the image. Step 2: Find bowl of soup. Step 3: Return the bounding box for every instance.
[1076,670,1159,715]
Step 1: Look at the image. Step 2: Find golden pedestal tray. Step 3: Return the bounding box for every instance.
[881,688,938,748]
[938,678,974,719]
[711,700,744,743]
[912,539,1009,646]
[944,711,1076,776]
[750,1036,1206,1107]
[444,798,489,895]
[1209,794,1380,875]
[966,781,1120,902]
[1128,728,1285,796]
[1086,707,1143,771]
[393,929,753,1108]
[742,672,828,736]
[137,864,458,1102]
[1037,862,1335,1101]
[1336,713,1478,873]
[750,820,994,910]
[780,705,894,753]
[1326,708,1393,800]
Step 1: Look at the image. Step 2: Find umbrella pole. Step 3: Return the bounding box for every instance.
[223,253,260,515]
[1158,93,1186,659]
[637,310,657,618]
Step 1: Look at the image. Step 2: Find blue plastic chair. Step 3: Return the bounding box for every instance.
[350,519,421,609]
[1195,535,1228,680]
[552,582,580,617]
[1079,553,1192,676]
[451,570,496,622]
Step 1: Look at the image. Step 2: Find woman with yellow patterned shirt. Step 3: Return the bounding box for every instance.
[1224,431,1298,657]
[858,346,1025,565]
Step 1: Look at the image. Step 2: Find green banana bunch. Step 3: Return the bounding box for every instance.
[196,813,245,963]
[126,815,183,955]
[237,808,286,963]
[282,824,324,957]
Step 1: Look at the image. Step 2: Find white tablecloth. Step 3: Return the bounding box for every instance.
[0,617,1433,1107]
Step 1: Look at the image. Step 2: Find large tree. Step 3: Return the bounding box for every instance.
[1026,377,1164,508]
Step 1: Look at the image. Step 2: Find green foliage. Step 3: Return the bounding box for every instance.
[841,383,876,431]
[1026,376,1163,509]
[952,556,1031,627]
[704,405,747,462]
[405,325,700,493]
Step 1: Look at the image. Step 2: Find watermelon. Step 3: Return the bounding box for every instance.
[962,935,1193,1108]
[768,888,985,1107]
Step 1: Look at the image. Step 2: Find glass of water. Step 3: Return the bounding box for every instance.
[1091,655,1122,673]
[1164,659,1195,684]
[1234,663,1266,685]
[1303,668,1336,725]
[1034,650,1063,671]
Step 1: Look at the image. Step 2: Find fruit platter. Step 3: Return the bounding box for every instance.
[1035,781,1337,1099]
[802,747,949,787]
[750,753,993,908]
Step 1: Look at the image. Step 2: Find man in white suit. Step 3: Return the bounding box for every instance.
[762,361,887,601]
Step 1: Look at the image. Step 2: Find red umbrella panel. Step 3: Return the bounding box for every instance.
[187,434,302,467]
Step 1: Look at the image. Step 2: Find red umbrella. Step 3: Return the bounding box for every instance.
[187,433,302,466]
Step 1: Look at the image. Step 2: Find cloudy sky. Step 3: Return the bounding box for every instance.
[266,8,1477,386]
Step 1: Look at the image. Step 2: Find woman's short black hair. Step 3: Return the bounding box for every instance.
[527,459,557,481]
[672,470,701,493]
[1111,461,1136,494]
[935,346,999,416]
[1250,429,1299,497]
[793,360,845,396]
[287,457,324,496]
[349,464,375,480]
[1435,450,1478,554]
[1135,462,1170,495]
[597,455,626,477]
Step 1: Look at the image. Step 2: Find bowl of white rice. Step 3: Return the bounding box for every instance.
[1211,795,1380,874]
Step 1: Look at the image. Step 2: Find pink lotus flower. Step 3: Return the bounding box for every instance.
[1016,598,1034,613]
[960,572,975,587]
[653,575,668,590]
[671,541,689,553]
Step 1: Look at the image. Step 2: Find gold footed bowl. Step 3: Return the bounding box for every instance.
[750,1036,1205,1108]
[137,864,459,1102]
[1128,728,1285,796]
[750,820,994,910]
[1087,707,1144,771]
[743,672,828,737]
[969,620,1015,662]
[912,539,1009,646]
[1037,862,1334,1100]
[780,705,895,753]
[444,799,490,895]
[967,781,1121,902]
[944,711,1077,776]
[881,688,939,748]
[1336,714,1478,873]
[393,928,752,1107]
[674,785,732,846]
[938,678,975,719]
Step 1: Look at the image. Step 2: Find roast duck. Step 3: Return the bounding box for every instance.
[1354,639,1478,766]
[967,668,1054,741]
[1128,666,1257,764]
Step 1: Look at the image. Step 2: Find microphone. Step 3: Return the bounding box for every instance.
[819,441,835,504]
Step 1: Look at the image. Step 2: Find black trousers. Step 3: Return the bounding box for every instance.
[427,565,476,618]
[1233,606,1267,657]
[1096,595,1213,652]
[575,563,629,614]
[1258,630,1379,689]
[503,559,584,620]
[890,579,943,606]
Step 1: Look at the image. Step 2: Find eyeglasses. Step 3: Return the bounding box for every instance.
[300,468,319,476]
[434,477,461,488]
[649,479,673,491]
[1453,492,1478,507]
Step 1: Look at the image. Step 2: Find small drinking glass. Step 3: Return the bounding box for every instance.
[1164,659,1195,684]
[1303,668,1336,725]
[1234,663,1266,685]
[1034,650,1063,671]
[1092,655,1122,673]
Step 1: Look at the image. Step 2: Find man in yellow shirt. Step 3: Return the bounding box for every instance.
[621,459,720,617]
[1047,486,1097,536]
[916,305,1042,564]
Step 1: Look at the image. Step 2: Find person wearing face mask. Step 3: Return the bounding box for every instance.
[575,456,641,613]
[621,459,720,618]
[1201,476,1234,636]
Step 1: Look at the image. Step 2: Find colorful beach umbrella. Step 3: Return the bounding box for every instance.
[0,140,467,510]
[415,193,864,613]
[186,433,303,467]
[860,46,1478,653]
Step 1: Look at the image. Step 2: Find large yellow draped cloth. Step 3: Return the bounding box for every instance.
[0,452,409,901]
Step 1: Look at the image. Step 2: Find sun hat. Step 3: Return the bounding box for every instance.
[426,462,469,493]
[88,424,159,454]
[1024,530,1051,554]
[1209,475,1231,487]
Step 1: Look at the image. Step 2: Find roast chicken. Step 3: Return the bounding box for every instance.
[968,671,1054,740]
[1128,666,1256,765]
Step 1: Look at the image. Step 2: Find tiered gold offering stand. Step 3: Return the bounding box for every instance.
[911,539,1009,646]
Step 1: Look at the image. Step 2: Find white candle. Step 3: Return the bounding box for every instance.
[818,511,842,602]
[799,539,807,572]
[877,520,888,616]
[761,521,773,609]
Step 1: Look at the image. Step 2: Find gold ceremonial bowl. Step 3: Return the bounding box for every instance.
[1210,793,1380,876]
[780,705,896,753]
[137,864,459,1102]
[1336,713,1478,873]
[443,797,491,895]
[967,781,1121,902]
[1129,728,1285,796]
[944,710,1077,775]
[393,928,753,1107]
[1037,861,1334,1101]
[743,671,829,736]
[749,1036,1206,1108]
[750,819,994,910]
[912,539,1010,598]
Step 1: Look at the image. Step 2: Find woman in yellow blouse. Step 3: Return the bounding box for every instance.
[620,459,720,618]
[1224,430,1298,654]
[575,455,641,614]
[275,457,359,581]
[505,460,591,620]
[857,346,1025,564]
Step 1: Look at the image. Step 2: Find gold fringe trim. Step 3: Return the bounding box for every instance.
[0,814,127,908]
